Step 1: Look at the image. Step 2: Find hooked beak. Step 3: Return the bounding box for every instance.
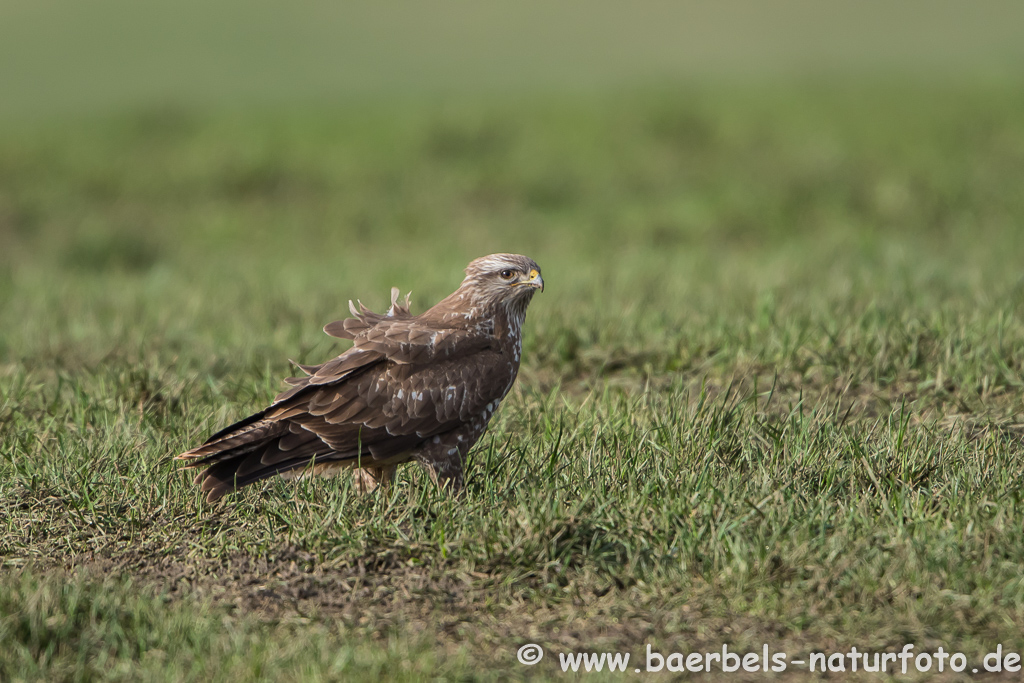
[522,268,544,292]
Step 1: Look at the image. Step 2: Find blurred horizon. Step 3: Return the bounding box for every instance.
[2,0,1023,122]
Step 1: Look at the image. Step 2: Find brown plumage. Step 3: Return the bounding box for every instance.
[176,253,544,502]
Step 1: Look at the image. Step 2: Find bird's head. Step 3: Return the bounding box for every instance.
[461,254,544,310]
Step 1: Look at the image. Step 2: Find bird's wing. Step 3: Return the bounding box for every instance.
[267,335,509,460]
[322,289,412,339]
[297,345,507,429]
[325,299,492,364]
[179,318,511,499]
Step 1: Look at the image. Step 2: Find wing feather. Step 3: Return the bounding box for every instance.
[182,293,514,501]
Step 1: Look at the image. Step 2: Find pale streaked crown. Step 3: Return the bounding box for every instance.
[459,253,543,306]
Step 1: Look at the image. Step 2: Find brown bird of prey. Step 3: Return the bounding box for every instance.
[177,253,543,502]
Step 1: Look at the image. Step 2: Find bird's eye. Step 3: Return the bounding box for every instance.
[500,269,515,279]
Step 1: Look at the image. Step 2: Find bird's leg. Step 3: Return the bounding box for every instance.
[413,432,469,494]
[418,457,464,493]
[350,465,396,494]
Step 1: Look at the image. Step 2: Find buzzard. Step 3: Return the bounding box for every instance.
[177,253,543,502]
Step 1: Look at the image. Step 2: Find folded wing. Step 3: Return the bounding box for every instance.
[177,293,504,501]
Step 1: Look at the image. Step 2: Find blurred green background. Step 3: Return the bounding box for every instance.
[3,1,1024,120]
[3,0,1024,276]
[3,0,1024,368]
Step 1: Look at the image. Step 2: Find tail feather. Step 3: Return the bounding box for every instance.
[199,408,270,447]
[197,449,362,502]
[182,421,362,502]
[198,453,314,502]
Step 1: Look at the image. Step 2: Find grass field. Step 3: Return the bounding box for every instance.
[3,6,1024,680]
[3,84,1024,680]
